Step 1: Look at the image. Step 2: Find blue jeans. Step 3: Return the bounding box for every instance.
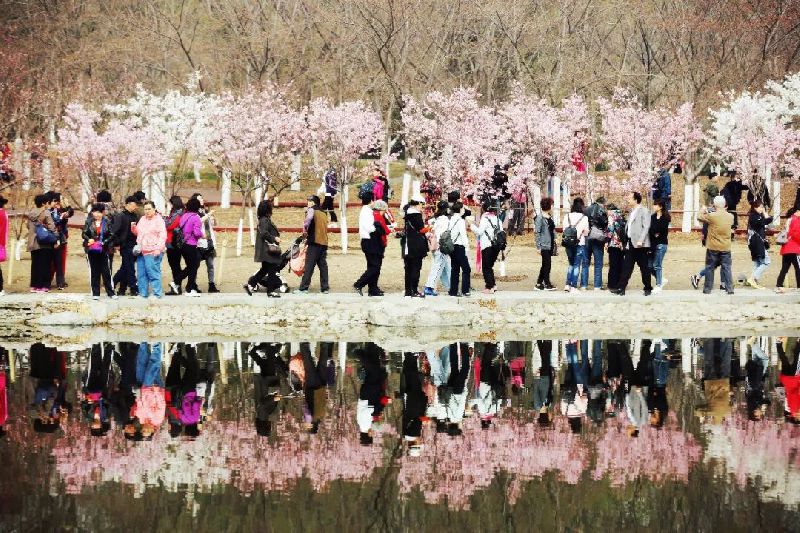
[653,342,669,386]
[136,343,164,387]
[425,250,451,291]
[649,244,668,286]
[582,240,604,288]
[565,341,587,386]
[752,255,771,281]
[565,245,586,288]
[136,253,164,297]
[113,244,138,292]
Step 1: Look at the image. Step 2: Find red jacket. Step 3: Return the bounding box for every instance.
[0,208,8,258]
[373,211,391,247]
[780,214,800,255]
[165,211,183,246]
[780,374,800,418]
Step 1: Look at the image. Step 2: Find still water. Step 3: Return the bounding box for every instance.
[1,337,799,531]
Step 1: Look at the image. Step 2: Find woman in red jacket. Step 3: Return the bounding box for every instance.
[775,207,800,293]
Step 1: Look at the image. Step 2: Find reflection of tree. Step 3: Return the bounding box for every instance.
[591,416,702,487]
[703,413,800,505]
[50,406,396,496]
[396,416,590,509]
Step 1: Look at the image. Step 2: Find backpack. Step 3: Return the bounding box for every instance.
[172,216,185,250]
[488,218,507,251]
[357,180,375,200]
[34,222,58,245]
[372,178,385,201]
[561,215,582,248]
[438,218,457,255]
[613,215,628,246]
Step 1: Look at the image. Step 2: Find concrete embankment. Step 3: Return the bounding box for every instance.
[1,291,798,348]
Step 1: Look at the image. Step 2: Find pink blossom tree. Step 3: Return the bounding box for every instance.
[307,98,384,253]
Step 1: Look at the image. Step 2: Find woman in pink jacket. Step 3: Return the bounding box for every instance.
[132,201,167,298]
[775,207,800,293]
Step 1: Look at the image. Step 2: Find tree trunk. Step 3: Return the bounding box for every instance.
[42,158,52,191]
[221,168,232,208]
[773,180,781,221]
[400,171,411,208]
[236,219,243,257]
[681,183,693,233]
[80,171,91,208]
[290,152,302,191]
[693,182,700,227]
[193,161,202,183]
[339,167,349,254]
[552,175,562,227]
[22,152,31,191]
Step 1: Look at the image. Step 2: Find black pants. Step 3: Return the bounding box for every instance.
[354,246,383,293]
[620,247,652,291]
[321,196,338,223]
[50,245,66,287]
[449,244,471,295]
[87,252,114,297]
[166,247,183,284]
[249,261,281,292]
[537,249,552,286]
[178,244,201,292]
[165,346,199,394]
[0,260,4,291]
[113,244,137,293]
[404,255,423,296]
[300,244,329,291]
[607,247,625,290]
[777,253,800,288]
[481,246,499,289]
[30,248,54,289]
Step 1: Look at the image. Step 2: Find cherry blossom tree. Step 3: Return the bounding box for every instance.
[307,98,383,253]
[402,87,506,203]
[597,88,703,202]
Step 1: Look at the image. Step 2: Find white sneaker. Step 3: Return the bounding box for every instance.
[660,278,668,288]
[569,287,580,294]
[111,294,119,300]
[564,286,570,292]
[653,286,663,293]
[92,296,100,301]
[0,290,5,296]
[186,290,200,297]
[593,287,602,291]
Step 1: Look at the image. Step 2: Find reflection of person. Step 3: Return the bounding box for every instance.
[81,344,113,436]
[355,343,389,445]
[300,342,334,433]
[30,343,70,432]
[401,352,426,455]
[648,339,669,428]
[777,338,800,424]
[249,343,288,437]
[129,342,165,440]
[533,340,554,426]
[696,338,733,424]
[475,343,508,429]
[165,344,202,438]
[744,337,770,421]
[0,346,8,438]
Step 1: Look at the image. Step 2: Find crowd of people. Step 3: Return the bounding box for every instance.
[1,336,798,444]
[0,169,798,299]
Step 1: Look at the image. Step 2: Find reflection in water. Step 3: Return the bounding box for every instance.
[1,337,800,528]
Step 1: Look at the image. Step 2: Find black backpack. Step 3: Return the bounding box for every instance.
[438,218,457,255]
[488,218,507,251]
[561,215,582,248]
[171,216,186,250]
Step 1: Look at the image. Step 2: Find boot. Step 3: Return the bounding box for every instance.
[208,283,220,293]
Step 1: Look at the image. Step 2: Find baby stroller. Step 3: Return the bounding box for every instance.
[255,237,303,294]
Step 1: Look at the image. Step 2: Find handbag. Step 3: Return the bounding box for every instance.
[289,241,307,276]
[266,242,280,255]
[35,223,58,245]
[0,244,6,262]
[775,227,789,245]
[196,238,209,250]
[588,225,606,242]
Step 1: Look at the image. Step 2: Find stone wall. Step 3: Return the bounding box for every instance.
[1,291,798,348]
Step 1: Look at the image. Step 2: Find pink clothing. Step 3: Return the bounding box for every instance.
[780,215,800,256]
[180,391,202,425]
[134,215,167,256]
[133,386,166,426]
[179,212,204,246]
[0,208,7,262]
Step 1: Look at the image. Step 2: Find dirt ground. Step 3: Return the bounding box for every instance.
[1,230,795,295]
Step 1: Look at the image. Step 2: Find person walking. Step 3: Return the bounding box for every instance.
[191,193,219,293]
[132,201,167,299]
[402,197,428,298]
[295,195,330,294]
[583,196,608,290]
[82,203,117,300]
[164,196,184,296]
[775,207,800,293]
[28,193,59,293]
[174,197,204,297]
[448,201,471,297]
[0,195,7,296]
[605,203,627,293]
[534,197,557,290]
[244,199,282,298]
[369,200,391,295]
[422,201,452,296]
[697,196,735,295]
[111,196,140,296]
[649,199,670,292]
[562,198,589,293]
[745,200,773,289]
[721,171,748,230]
[353,192,378,295]
[471,202,501,294]
[615,192,652,296]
